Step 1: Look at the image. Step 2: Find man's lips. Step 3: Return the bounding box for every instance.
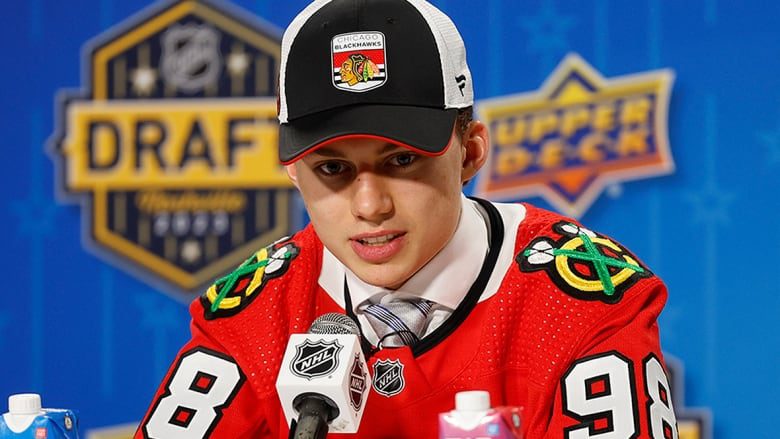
[350,231,405,245]
[349,231,406,263]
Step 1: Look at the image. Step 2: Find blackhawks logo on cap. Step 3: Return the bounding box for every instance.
[49,0,296,297]
[332,32,387,92]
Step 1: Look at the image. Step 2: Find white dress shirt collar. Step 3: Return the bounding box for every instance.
[342,194,488,313]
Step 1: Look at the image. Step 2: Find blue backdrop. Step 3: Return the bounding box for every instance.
[1,1,778,437]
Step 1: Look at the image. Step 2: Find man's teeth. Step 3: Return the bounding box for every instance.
[359,234,398,245]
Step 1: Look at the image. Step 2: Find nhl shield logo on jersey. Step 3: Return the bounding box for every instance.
[349,354,368,411]
[332,32,387,92]
[201,238,299,319]
[372,359,405,397]
[518,221,652,304]
[291,339,344,380]
[49,0,296,298]
[476,53,674,218]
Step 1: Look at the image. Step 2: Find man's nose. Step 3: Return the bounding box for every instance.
[351,172,393,223]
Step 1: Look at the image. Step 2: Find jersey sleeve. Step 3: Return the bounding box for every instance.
[536,279,680,439]
[134,317,271,439]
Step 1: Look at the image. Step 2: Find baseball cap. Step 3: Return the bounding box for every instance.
[277,0,474,164]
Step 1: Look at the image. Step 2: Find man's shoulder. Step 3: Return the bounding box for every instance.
[507,202,663,307]
[191,225,323,322]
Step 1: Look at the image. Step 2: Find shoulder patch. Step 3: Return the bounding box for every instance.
[517,221,652,304]
[201,237,300,320]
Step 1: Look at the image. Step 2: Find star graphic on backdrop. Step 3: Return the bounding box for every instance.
[135,293,180,331]
[683,182,736,226]
[181,239,202,265]
[658,305,682,344]
[227,50,249,77]
[518,0,576,57]
[756,120,780,167]
[606,183,623,199]
[135,292,184,380]
[131,67,157,96]
[11,192,58,236]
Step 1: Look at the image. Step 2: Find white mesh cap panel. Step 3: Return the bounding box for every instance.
[405,0,474,108]
[278,0,333,123]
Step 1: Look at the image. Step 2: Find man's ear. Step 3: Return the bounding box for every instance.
[461,120,490,183]
[285,163,300,189]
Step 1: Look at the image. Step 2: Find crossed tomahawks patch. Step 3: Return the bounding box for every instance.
[201,237,299,319]
[518,222,652,304]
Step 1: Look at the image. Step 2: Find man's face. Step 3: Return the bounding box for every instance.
[287,131,479,289]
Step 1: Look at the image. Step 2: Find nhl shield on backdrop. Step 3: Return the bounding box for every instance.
[476,53,674,218]
[372,359,404,397]
[48,0,297,296]
[291,339,343,380]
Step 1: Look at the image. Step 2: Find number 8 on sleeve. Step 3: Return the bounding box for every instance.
[142,347,245,439]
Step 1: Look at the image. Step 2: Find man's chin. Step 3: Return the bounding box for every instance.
[351,265,409,290]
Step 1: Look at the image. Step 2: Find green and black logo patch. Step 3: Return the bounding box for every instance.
[201,237,299,320]
[518,221,652,303]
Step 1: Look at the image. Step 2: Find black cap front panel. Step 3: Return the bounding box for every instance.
[284,0,445,120]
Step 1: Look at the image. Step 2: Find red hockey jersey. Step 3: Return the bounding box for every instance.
[136,200,678,438]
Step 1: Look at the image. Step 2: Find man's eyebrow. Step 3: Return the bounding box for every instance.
[310,147,345,158]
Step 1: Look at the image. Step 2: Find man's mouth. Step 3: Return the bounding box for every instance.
[356,233,403,246]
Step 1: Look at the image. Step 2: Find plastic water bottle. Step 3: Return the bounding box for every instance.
[438,391,523,439]
[0,394,79,438]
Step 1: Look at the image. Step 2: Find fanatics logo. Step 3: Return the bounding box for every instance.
[332,31,387,92]
[291,339,343,380]
[372,359,405,397]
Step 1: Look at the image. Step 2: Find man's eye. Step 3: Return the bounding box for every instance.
[316,161,349,176]
[388,153,417,167]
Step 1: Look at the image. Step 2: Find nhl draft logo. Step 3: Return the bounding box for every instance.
[372,359,405,397]
[291,339,343,380]
[48,0,295,296]
[348,354,368,411]
[476,53,675,218]
[518,221,652,304]
[332,32,387,92]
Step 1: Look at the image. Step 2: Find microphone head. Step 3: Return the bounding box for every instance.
[308,313,360,335]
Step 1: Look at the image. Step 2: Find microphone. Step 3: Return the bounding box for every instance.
[276,313,371,438]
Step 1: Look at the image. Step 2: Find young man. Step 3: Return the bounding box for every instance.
[137,1,679,437]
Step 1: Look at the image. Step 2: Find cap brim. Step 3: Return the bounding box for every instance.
[279,105,458,164]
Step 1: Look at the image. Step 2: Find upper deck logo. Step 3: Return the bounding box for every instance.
[476,53,675,218]
[48,0,295,296]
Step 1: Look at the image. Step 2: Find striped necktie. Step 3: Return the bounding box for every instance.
[362,299,434,348]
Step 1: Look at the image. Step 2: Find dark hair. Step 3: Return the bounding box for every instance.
[456,106,474,140]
